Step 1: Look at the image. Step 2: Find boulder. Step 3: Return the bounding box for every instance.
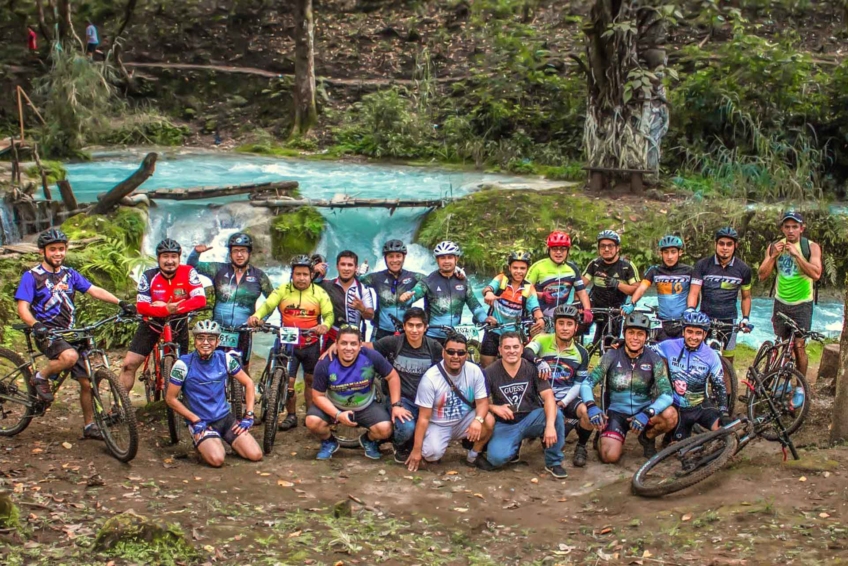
[94,511,196,559]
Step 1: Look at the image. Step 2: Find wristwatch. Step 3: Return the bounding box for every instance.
[391,401,403,408]
[474,416,485,424]
[245,411,255,417]
[645,408,656,418]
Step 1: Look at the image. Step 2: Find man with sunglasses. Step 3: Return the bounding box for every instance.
[406,333,494,471]
[687,227,753,365]
[306,326,406,460]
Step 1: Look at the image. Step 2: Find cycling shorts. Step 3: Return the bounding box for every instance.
[672,406,721,442]
[36,337,88,379]
[600,410,633,443]
[288,342,321,376]
[128,320,190,358]
[480,330,501,357]
[192,413,239,448]
[772,300,813,340]
[560,398,584,421]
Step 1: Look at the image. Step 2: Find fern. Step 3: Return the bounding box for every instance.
[824,255,838,286]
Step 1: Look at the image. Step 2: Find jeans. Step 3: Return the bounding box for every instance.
[386,397,419,451]
[487,407,565,467]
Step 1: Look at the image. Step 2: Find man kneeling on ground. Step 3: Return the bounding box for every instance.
[476,332,567,478]
[406,333,494,471]
[166,320,263,467]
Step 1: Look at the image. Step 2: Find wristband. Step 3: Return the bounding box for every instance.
[584,401,597,410]
[334,410,342,422]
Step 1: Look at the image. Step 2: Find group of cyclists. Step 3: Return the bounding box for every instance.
[14,208,822,474]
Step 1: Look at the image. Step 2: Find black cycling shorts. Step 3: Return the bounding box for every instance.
[601,409,633,443]
[128,320,190,358]
[480,330,501,357]
[306,401,391,429]
[288,342,320,376]
[36,337,88,379]
[772,300,813,340]
[193,413,239,447]
[560,397,584,421]
[672,406,721,442]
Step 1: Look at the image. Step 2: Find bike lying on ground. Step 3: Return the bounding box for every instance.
[631,326,811,497]
[0,314,139,462]
[702,319,741,414]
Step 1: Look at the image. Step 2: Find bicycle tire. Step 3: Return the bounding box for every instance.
[229,377,244,419]
[632,427,739,498]
[262,368,285,454]
[335,424,364,449]
[752,340,775,375]
[719,357,738,415]
[163,354,184,445]
[0,347,36,437]
[747,367,810,441]
[93,368,139,462]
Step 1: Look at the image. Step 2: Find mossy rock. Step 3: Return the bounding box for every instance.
[25,160,67,184]
[62,207,147,253]
[0,492,21,530]
[782,454,840,472]
[94,511,196,564]
[270,206,325,261]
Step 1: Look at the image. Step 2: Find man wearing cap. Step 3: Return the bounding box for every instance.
[757,211,822,379]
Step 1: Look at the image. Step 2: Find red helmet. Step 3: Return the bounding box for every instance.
[546,231,571,248]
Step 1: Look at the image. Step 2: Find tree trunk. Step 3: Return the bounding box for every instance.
[34,0,52,42]
[57,0,83,50]
[89,152,157,215]
[292,0,318,136]
[113,0,138,42]
[830,288,848,443]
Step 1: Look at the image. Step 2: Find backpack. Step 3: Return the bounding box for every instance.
[768,237,819,304]
[491,273,532,314]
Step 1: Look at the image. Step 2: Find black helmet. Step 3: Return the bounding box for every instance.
[156,238,182,256]
[382,239,408,255]
[553,304,581,322]
[623,312,652,333]
[507,250,533,265]
[310,254,326,266]
[290,254,312,268]
[714,227,739,242]
[227,232,252,251]
[37,228,69,249]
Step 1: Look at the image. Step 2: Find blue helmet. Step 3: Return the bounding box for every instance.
[597,230,621,245]
[658,235,684,250]
[682,310,711,331]
[714,227,739,242]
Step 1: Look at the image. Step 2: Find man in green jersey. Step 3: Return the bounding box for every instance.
[757,211,822,379]
[525,304,594,467]
[526,231,593,325]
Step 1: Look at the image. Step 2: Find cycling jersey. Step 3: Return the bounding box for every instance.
[581,347,672,416]
[407,270,488,339]
[652,338,726,411]
[169,350,242,423]
[320,277,375,330]
[774,239,814,305]
[187,251,273,328]
[482,274,542,331]
[360,269,424,333]
[526,258,586,315]
[691,255,752,320]
[525,334,589,402]
[253,282,334,348]
[583,257,639,309]
[641,263,693,321]
[136,265,207,319]
[312,348,394,411]
[15,265,92,329]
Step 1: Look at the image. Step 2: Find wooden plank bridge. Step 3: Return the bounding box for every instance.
[143,180,299,200]
[250,195,449,213]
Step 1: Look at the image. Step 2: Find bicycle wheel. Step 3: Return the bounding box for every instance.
[752,340,775,375]
[466,339,482,365]
[229,377,244,419]
[163,354,185,445]
[632,427,739,498]
[262,368,286,454]
[747,367,810,441]
[707,356,738,415]
[0,347,36,436]
[93,369,138,462]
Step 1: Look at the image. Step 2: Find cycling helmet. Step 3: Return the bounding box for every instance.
[310,254,326,266]
[597,230,621,245]
[546,231,571,248]
[553,304,581,322]
[155,238,182,256]
[682,310,711,331]
[714,227,739,242]
[433,241,461,257]
[658,235,684,251]
[227,232,253,251]
[37,228,69,249]
[191,319,221,336]
[507,250,532,265]
[623,312,652,333]
[290,254,312,268]
[382,239,408,255]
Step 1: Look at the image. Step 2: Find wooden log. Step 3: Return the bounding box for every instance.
[819,343,841,390]
[251,197,447,209]
[631,171,644,194]
[90,152,157,215]
[145,180,298,201]
[57,180,78,211]
[590,171,605,191]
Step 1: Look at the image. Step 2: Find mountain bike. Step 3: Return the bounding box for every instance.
[0,314,139,462]
[219,324,256,420]
[437,318,537,364]
[704,319,742,415]
[581,307,624,358]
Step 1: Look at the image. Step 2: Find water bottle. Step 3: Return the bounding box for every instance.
[357,261,369,276]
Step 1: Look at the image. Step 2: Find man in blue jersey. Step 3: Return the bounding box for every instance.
[360,240,425,341]
[625,235,692,341]
[399,241,488,343]
[652,311,733,443]
[15,229,136,439]
[166,320,262,467]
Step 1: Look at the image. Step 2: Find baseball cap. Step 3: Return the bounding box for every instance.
[781,210,804,224]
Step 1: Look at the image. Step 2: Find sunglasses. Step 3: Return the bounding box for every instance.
[339,324,359,331]
[445,349,467,357]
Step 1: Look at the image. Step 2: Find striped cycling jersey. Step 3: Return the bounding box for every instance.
[483,274,541,331]
[254,282,334,347]
[526,258,586,315]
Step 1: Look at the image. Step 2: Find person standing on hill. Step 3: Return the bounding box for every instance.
[85,20,99,57]
[757,211,822,380]
[27,26,37,51]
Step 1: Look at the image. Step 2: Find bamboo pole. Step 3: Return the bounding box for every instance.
[17,87,25,142]
[17,87,47,126]
[32,143,53,201]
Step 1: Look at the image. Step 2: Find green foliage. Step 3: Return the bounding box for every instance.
[62,208,147,253]
[95,113,190,147]
[235,128,303,157]
[25,160,67,184]
[270,207,325,261]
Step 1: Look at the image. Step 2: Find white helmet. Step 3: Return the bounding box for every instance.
[434,241,461,257]
[191,319,222,336]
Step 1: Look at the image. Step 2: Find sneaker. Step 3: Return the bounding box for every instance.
[638,433,657,459]
[316,436,340,460]
[790,386,805,413]
[31,375,54,402]
[278,414,298,431]
[572,443,588,468]
[83,423,104,440]
[545,464,568,479]
[359,432,382,460]
[661,432,673,449]
[393,448,410,464]
[475,456,497,471]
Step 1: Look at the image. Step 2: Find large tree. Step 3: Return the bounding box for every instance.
[830,288,848,443]
[292,0,317,135]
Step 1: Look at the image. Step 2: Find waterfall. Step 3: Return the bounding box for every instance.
[0,197,21,245]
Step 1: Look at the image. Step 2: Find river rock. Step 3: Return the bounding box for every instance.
[94,510,195,557]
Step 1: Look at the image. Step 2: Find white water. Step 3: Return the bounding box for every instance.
[0,198,21,245]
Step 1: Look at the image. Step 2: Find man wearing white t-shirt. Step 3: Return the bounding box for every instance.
[406,333,494,471]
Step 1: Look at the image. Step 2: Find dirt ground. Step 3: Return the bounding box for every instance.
[2,357,847,565]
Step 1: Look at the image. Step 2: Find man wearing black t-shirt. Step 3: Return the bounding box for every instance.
[477,332,567,479]
[321,307,442,463]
